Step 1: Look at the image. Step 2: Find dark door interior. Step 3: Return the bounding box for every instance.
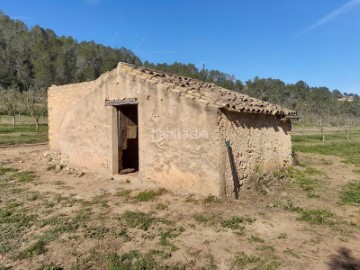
[117,104,139,173]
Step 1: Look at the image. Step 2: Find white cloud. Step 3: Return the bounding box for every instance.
[302,0,360,34]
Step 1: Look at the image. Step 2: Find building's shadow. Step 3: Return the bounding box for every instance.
[328,248,360,270]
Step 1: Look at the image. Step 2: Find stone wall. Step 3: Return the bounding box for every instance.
[218,111,292,197]
[48,64,224,196]
[48,81,96,150]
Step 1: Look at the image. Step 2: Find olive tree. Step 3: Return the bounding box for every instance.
[0,87,22,126]
[23,88,47,133]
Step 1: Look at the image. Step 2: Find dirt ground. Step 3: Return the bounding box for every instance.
[0,144,359,270]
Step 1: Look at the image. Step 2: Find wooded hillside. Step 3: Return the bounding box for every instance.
[0,11,359,125]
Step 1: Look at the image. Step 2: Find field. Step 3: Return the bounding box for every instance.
[0,120,359,269]
[0,115,48,146]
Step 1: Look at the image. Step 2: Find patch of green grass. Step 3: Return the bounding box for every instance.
[232,252,260,268]
[122,211,153,230]
[340,181,360,205]
[18,240,47,259]
[37,263,63,270]
[84,226,109,239]
[113,228,132,242]
[222,216,255,231]
[106,251,185,270]
[297,209,336,225]
[0,124,48,134]
[0,167,18,175]
[13,171,36,182]
[232,252,281,270]
[0,133,48,145]
[352,169,360,174]
[159,228,183,252]
[283,248,300,259]
[293,140,360,165]
[283,201,337,226]
[194,213,221,227]
[155,203,168,210]
[284,167,321,195]
[249,235,265,243]
[115,189,132,198]
[135,188,166,202]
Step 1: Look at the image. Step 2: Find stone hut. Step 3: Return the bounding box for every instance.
[48,62,298,198]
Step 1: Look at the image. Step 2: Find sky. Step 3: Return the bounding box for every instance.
[1,0,360,94]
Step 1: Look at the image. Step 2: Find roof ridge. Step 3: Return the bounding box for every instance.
[118,62,298,118]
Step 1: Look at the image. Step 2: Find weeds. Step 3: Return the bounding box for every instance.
[106,250,185,270]
[18,240,47,259]
[221,216,254,235]
[283,248,300,259]
[115,189,132,198]
[232,252,260,268]
[297,209,336,225]
[249,235,265,243]
[194,213,221,227]
[233,251,281,270]
[84,226,109,239]
[155,203,168,210]
[135,188,166,202]
[13,171,36,182]
[340,181,360,205]
[0,167,18,175]
[37,263,63,270]
[122,211,153,230]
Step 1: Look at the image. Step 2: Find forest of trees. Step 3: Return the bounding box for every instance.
[0,11,359,126]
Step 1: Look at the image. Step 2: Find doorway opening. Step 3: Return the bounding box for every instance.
[117,104,139,173]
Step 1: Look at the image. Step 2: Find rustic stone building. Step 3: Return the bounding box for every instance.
[48,62,298,197]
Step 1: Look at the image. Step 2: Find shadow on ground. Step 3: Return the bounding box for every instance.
[328,248,360,270]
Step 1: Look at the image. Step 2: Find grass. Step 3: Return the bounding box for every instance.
[0,133,48,145]
[13,170,36,182]
[293,131,360,166]
[283,248,301,259]
[135,188,166,202]
[282,166,321,197]
[292,207,336,225]
[340,181,360,205]
[0,124,48,133]
[18,240,47,259]
[37,263,63,270]
[232,252,280,270]
[115,189,132,198]
[0,122,48,145]
[221,216,255,235]
[106,250,185,270]
[0,167,18,175]
[249,235,265,243]
[121,211,154,230]
[159,228,183,252]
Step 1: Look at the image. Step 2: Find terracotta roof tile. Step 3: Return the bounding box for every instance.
[119,63,298,117]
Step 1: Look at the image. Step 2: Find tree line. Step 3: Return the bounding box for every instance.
[0,10,359,126]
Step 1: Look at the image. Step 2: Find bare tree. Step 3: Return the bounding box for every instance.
[23,88,47,133]
[0,87,22,127]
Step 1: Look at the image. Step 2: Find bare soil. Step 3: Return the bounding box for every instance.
[0,144,359,270]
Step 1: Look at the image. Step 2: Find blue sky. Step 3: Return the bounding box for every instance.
[2,0,360,94]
